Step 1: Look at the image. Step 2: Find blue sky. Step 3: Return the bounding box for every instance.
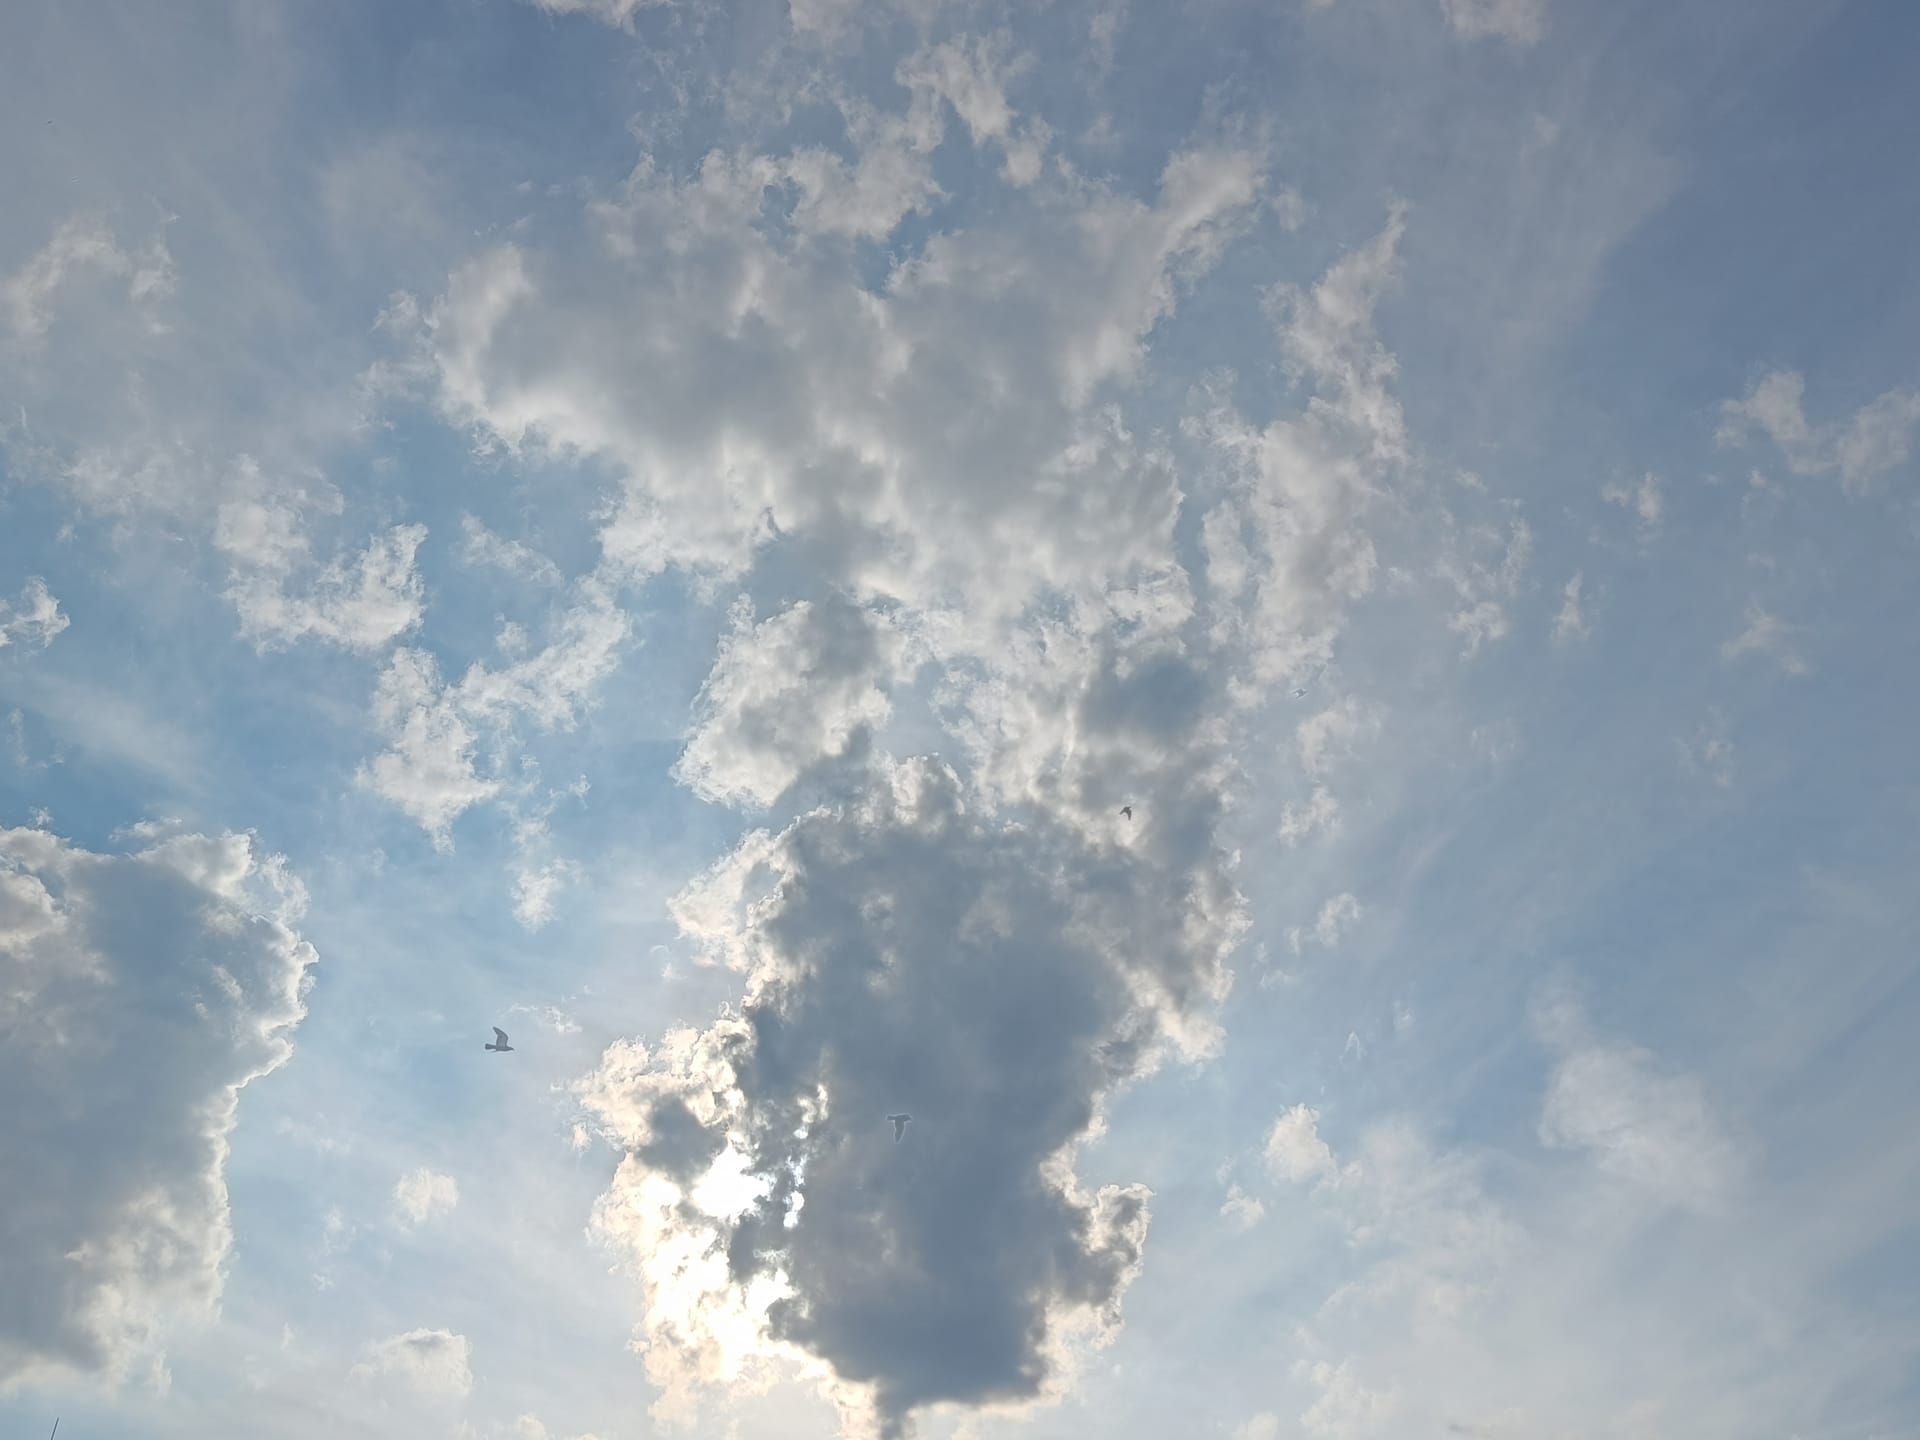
[3,1,1919,1437]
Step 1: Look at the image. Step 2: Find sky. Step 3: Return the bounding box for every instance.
[2,1,1919,1437]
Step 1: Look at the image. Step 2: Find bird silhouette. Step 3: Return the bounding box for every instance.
[485,1027,513,1053]
[1119,805,1133,820]
[887,1114,911,1142]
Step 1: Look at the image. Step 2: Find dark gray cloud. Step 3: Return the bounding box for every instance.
[579,749,1242,1436]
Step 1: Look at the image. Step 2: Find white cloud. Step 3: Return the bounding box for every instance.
[1600,472,1664,538]
[218,508,428,653]
[1533,989,1742,1214]
[1550,571,1588,644]
[1438,0,1547,46]
[1296,698,1384,779]
[387,132,1263,634]
[1264,1104,1339,1185]
[1220,1184,1266,1232]
[393,1169,460,1228]
[675,595,907,810]
[1194,210,1407,699]
[0,577,69,651]
[1721,598,1808,676]
[1718,368,1920,494]
[360,578,630,847]
[0,825,314,1386]
[1436,519,1532,658]
[3,216,174,343]
[522,0,662,25]
[350,1327,473,1399]
[1297,1357,1400,1438]
[1233,1413,1280,1440]
[457,514,562,588]
[1278,785,1341,847]
[1288,892,1363,954]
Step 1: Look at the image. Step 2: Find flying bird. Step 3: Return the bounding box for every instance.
[485,1027,513,1053]
[1119,805,1132,820]
[887,1114,911,1142]
[1291,686,1308,699]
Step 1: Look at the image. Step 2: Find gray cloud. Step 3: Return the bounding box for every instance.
[0,824,315,1388]
[577,751,1244,1437]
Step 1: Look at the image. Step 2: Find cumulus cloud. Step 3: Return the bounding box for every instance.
[387,134,1262,627]
[1438,0,1547,46]
[1264,1104,1339,1186]
[217,502,428,653]
[350,1327,473,1399]
[1718,368,1920,494]
[2,216,175,343]
[575,754,1244,1438]
[393,1169,460,1228]
[0,824,314,1387]
[359,578,629,847]
[0,577,69,651]
[675,595,908,810]
[1220,1184,1267,1232]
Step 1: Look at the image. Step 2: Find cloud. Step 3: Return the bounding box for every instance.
[393,1169,460,1228]
[217,504,428,653]
[1296,699,1384,780]
[1718,369,1920,494]
[350,1327,473,1399]
[0,825,314,1387]
[1721,598,1808,676]
[1549,571,1588,644]
[1278,785,1341,847]
[1264,1104,1339,1186]
[1287,892,1362,955]
[1233,1413,1280,1440]
[675,595,908,811]
[2,216,174,343]
[1600,472,1664,538]
[1532,988,1743,1214]
[360,578,630,847]
[1297,1357,1400,1438]
[1436,519,1532,658]
[388,135,1263,629]
[1676,709,1735,788]
[1193,208,1407,698]
[1437,0,1547,46]
[576,754,1245,1438]
[0,577,69,651]
[1220,1184,1267,1232]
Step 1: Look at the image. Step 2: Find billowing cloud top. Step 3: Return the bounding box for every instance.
[2,0,1919,1438]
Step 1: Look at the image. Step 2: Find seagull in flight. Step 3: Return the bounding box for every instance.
[485,1027,513,1053]
[887,1114,911,1143]
[1119,805,1133,820]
